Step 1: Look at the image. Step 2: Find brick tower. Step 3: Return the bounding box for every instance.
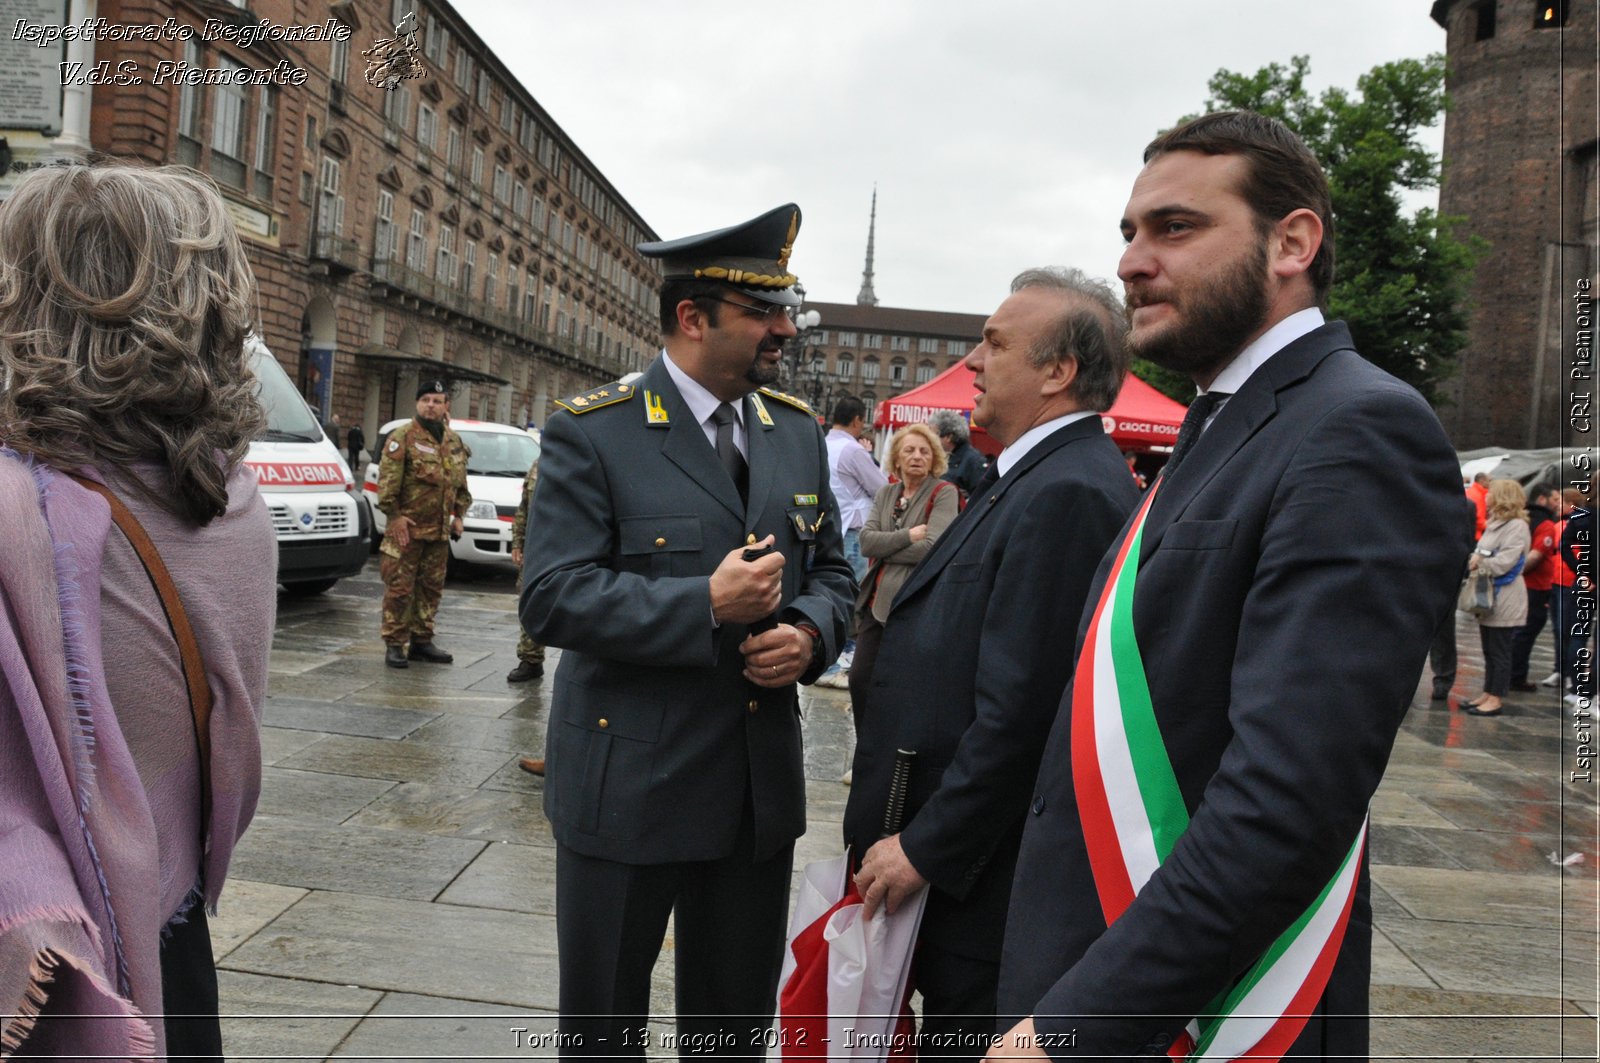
[1431,0,1596,448]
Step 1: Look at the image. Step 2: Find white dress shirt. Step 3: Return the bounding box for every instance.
[663,350,747,458]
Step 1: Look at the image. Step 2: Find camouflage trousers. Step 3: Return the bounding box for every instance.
[514,567,545,664]
[380,537,450,645]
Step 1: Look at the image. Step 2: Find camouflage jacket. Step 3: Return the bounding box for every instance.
[376,418,471,540]
[511,461,538,546]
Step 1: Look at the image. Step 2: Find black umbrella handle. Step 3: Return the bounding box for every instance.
[881,749,916,838]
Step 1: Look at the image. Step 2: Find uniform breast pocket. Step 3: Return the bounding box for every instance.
[411,459,444,485]
[786,506,820,571]
[619,514,704,576]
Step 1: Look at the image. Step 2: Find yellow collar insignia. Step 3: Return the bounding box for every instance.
[750,393,775,427]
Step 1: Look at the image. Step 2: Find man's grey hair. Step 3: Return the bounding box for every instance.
[926,409,969,445]
[1009,266,1130,412]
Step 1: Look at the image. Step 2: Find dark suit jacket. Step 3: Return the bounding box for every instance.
[521,355,855,865]
[842,417,1138,962]
[998,323,1473,1059]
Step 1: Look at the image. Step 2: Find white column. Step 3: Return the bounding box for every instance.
[54,0,95,156]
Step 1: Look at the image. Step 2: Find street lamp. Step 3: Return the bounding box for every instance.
[784,299,822,397]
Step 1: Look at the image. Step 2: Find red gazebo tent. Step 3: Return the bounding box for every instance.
[875,361,1186,457]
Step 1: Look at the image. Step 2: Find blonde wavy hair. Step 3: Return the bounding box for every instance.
[0,163,264,524]
[1485,478,1527,523]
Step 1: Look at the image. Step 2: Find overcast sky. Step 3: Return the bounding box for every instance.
[454,1,1447,316]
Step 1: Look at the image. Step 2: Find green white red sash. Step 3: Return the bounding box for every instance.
[1069,484,1367,1061]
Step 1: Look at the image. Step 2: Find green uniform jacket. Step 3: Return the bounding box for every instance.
[376,419,472,546]
[520,356,855,864]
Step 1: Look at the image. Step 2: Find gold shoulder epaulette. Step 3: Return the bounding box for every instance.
[554,382,639,415]
[758,387,815,417]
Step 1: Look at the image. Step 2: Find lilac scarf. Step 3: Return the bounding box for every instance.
[0,454,266,1058]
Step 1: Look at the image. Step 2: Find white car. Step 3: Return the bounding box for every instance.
[364,417,540,568]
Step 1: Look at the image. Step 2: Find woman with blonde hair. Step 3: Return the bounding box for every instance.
[1460,478,1530,716]
[846,422,962,725]
[0,163,277,1058]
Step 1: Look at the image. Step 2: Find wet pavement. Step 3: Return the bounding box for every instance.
[213,559,1599,1060]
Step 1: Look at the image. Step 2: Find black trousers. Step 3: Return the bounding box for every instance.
[1510,587,1553,683]
[160,905,223,1061]
[1479,624,1513,697]
[1428,610,1457,695]
[847,613,885,735]
[554,819,793,1059]
[913,938,1000,1063]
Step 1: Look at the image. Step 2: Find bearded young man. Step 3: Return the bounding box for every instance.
[989,112,1471,1063]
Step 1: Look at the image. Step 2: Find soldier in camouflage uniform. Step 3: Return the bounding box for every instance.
[507,460,547,684]
[377,379,472,668]
[511,460,549,777]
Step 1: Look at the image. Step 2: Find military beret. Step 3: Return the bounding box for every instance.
[417,378,450,399]
[638,204,803,307]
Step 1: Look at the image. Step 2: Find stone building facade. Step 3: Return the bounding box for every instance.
[1431,0,1597,447]
[2,0,661,442]
[789,301,984,423]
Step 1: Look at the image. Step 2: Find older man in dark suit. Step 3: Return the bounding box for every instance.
[520,204,854,1058]
[990,112,1470,1062]
[845,267,1140,1061]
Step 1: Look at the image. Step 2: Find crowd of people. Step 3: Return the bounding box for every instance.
[0,106,1592,1063]
[1433,475,1593,716]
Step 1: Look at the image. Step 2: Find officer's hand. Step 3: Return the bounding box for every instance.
[741,624,812,687]
[854,834,927,918]
[390,515,412,548]
[451,516,464,538]
[709,535,783,625]
[511,547,524,568]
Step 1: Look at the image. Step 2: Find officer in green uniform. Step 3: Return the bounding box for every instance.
[507,461,547,684]
[377,378,471,668]
[521,204,855,1057]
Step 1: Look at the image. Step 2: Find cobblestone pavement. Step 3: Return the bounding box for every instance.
[213,559,1598,1060]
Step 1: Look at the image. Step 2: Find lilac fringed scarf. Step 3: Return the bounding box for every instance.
[0,454,265,1059]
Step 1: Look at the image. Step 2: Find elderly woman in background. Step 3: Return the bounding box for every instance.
[846,422,962,731]
[0,164,277,1058]
[1461,478,1531,717]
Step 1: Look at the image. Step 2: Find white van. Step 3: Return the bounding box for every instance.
[244,337,370,594]
[364,417,539,569]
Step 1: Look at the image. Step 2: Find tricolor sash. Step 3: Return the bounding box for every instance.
[1069,483,1367,1062]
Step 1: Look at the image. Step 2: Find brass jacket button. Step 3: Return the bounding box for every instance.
[747,699,758,713]
[655,537,666,547]
[598,718,609,729]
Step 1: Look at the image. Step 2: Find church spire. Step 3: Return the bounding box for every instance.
[856,186,879,307]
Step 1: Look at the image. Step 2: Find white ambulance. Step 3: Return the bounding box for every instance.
[244,337,370,595]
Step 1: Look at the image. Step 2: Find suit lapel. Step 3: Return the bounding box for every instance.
[647,360,746,521]
[1139,322,1354,560]
[742,394,776,531]
[896,417,1099,604]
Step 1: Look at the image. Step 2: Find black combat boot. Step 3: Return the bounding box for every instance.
[506,661,544,683]
[385,644,409,669]
[408,641,454,664]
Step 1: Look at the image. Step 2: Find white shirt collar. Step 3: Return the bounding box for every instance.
[662,350,742,426]
[996,410,1097,477]
[662,350,747,454]
[1203,307,1325,396]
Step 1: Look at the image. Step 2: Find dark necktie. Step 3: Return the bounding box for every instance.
[1165,391,1226,475]
[711,402,748,503]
